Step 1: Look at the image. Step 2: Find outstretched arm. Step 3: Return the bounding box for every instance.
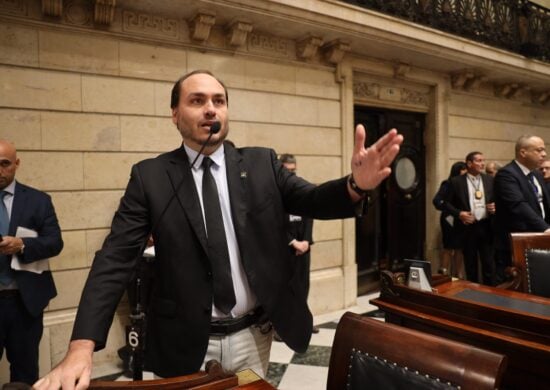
[347,124,403,200]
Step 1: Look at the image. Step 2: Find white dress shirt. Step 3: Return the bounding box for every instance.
[184,144,257,319]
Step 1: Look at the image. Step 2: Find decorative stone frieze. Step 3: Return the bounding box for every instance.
[322,39,351,64]
[190,10,216,42]
[226,20,253,47]
[94,0,115,25]
[402,88,429,106]
[42,0,62,17]
[122,10,179,40]
[248,32,293,59]
[353,81,429,108]
[296,35,323,60]
[0,0,27,16]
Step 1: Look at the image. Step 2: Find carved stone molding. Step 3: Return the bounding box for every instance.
[464,75,488,92]
[122,10,179,40]
[353,82,379,99]
[322,39,351,64]
[42,0,62,17]
[494,83,531,99]
[393,62,410,78]
[451,69,474,89]
[226,20,253,47]
[353,81,429,108]
[532,91,550,105]
[402,88,429,106]
[248,32,293,59]
[190,10,216,42]
[296,35,323,60]
[0,0,28,16]
[94,0,115,25]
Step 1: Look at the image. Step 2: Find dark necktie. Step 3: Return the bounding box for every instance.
[528,172,539,195]
[201,157,236,314]
[0,191,14,286]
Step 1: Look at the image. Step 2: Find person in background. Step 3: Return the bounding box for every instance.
[0,140,63,386]
[277,153,318,340]
[433,161,467,278]
[443,152,496,285]
[485,161,501,177]
[539,158,550,193]
[494,135,550,283]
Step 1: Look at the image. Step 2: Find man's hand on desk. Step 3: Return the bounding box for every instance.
[33,340,95,390]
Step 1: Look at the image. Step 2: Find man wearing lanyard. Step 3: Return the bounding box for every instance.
[494,135,550,283]
[443,152,496,285]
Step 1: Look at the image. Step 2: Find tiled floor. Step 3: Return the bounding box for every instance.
[100,292,383,388]
[265,292,382,389]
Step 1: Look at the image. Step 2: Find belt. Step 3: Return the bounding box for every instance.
[0,289,19,298]
[210,307,265,336]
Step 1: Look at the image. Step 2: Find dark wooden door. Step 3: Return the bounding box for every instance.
[354,107,425,294]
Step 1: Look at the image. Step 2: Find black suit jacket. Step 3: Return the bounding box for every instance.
[9,182,63,317]
[285,213,313,300]
[494,161,550,250]
[443,173,495,234]
[72,144,358,377]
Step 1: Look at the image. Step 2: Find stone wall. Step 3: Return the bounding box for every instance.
[0,20,348,379]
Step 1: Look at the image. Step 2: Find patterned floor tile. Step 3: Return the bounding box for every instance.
[290,345,332,367]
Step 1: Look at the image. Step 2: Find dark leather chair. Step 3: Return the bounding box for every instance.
[327,312,507,390]
[499,232,550,297]
[87,360,238,389]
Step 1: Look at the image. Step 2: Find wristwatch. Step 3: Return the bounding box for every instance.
[348,174,369,197]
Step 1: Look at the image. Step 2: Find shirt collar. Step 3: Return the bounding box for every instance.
[1,180,16,196]
[514,160,532,176]
[184,143,225,171]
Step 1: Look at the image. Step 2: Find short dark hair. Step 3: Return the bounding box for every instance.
[279,153,296,165]
[170,70,229,109]
[465,151,482,162]
[449,161,467,179]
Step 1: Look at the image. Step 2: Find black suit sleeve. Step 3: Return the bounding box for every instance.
[17,194,63,263]
[495,168,550,231]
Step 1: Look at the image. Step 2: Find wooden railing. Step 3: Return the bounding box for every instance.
[340,0,549,62]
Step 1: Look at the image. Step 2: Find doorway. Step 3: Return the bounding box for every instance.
[355,106,426,295]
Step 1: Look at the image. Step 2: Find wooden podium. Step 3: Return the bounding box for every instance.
[371,271,550,389]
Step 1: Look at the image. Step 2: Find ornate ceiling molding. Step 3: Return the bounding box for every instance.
[296,35,323,61]
[94,0,115,25]
[189,10,216,42]
[42,0,62,17]
[322,39,351,64]
[226,20,253,47]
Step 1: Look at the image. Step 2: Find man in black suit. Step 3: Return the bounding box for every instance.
[35,70,403,389]
[277,153,317,339]
[0,140,63,385]
[443,151,496,285]
[494,135,550,283]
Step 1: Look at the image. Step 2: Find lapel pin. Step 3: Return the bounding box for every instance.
[240,171,247,178]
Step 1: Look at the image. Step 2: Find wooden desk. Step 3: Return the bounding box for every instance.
[236,369,276,389]
[371,272,550,389]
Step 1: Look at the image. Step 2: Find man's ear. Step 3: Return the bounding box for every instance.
[171,108,178,124]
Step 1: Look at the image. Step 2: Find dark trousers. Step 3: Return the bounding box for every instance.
[0,292,43,385]
[462,220,495,286]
